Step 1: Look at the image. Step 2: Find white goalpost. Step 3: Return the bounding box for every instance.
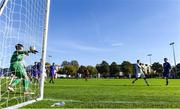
[0,0,50,108]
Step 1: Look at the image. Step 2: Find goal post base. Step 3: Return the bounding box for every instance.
[4,97,43,109]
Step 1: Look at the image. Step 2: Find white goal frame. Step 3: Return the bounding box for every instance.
[0,0,51,108]
[0,0,9,16]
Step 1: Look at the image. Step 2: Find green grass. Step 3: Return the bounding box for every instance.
[21,78,180,108]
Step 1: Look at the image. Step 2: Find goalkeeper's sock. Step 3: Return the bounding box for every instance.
[23,80,30,92]
[11,79,21,87]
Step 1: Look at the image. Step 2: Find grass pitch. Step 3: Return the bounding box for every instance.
[22,78,180,108]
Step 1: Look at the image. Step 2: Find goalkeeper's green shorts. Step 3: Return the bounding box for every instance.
[10,63,26,78]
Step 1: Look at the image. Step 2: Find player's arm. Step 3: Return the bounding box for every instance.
[137,64,141,69]
[169,63,172,72]
[15,51,29,61]
[17,51,29,55]
[162,63,165,73]
[17,46,38,55]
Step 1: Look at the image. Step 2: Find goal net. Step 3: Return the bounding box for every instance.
[0,0,50,108]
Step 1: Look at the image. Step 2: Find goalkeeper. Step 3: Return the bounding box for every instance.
[8,44,37,94]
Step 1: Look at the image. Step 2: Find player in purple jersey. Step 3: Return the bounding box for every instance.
[37,59,42,78]
[49,63,56,84]
[32,62,39,84]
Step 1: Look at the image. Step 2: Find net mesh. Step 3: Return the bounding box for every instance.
[0,0,47,108]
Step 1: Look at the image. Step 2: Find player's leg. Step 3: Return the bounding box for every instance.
[163,73,169,86]
[20,67,34,94]
[49,76,52,83]
[142,74,149,86]
[166,76,169,86]
[132,78,138,84]
[52,76,55,84]
[132,73,139,84]
[85,76,88,81]
[8,69,22,92]
[166,78,168,86]
[33,78,35,84]
[36,76,39,84]
[23,76,34,95]
[35,72,39,84]
[22,74,30,92]
[32,72,36,84]
[8,77,21,92]
[33,76,39,85]
[143,78,149,86]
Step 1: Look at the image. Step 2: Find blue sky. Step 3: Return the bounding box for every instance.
[47,0,180,66]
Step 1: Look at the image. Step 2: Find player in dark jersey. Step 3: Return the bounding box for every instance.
[84,69,89,81]
[163,58,171,86]
[49,63,56,84]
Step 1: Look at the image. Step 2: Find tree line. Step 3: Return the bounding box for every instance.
[55,60,133,78]
[53,60,180,78]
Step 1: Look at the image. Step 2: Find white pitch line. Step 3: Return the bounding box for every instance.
[44,99,82,103]
[44,98,176,104]
[45,98,139,104]
[45,84,180,87]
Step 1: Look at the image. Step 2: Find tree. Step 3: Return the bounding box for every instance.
[61,60,70,67]
[176,63,180,73]
[45,62,51,66]
[78,65,87,77]
[70,60,79,74]
[121,61,133,76]
[96,64,101,73]
[98,61,110,78]
[56,68,63,74]
[151,62,163,75]
[176,63,180,77]
[87,65,98,77]
[62,65,76,77]
[110,62,120,77]
[70,60,79,68]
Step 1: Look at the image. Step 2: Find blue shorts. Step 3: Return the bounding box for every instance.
[50,73,54,78]
[32,71,38,78]
[37,70,42,77]
[163,72,169,78]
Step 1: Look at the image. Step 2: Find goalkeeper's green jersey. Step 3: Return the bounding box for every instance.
[10,51,28,78]
[10,51,28,63]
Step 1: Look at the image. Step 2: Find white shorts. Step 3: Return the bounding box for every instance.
[137,73,145,78]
